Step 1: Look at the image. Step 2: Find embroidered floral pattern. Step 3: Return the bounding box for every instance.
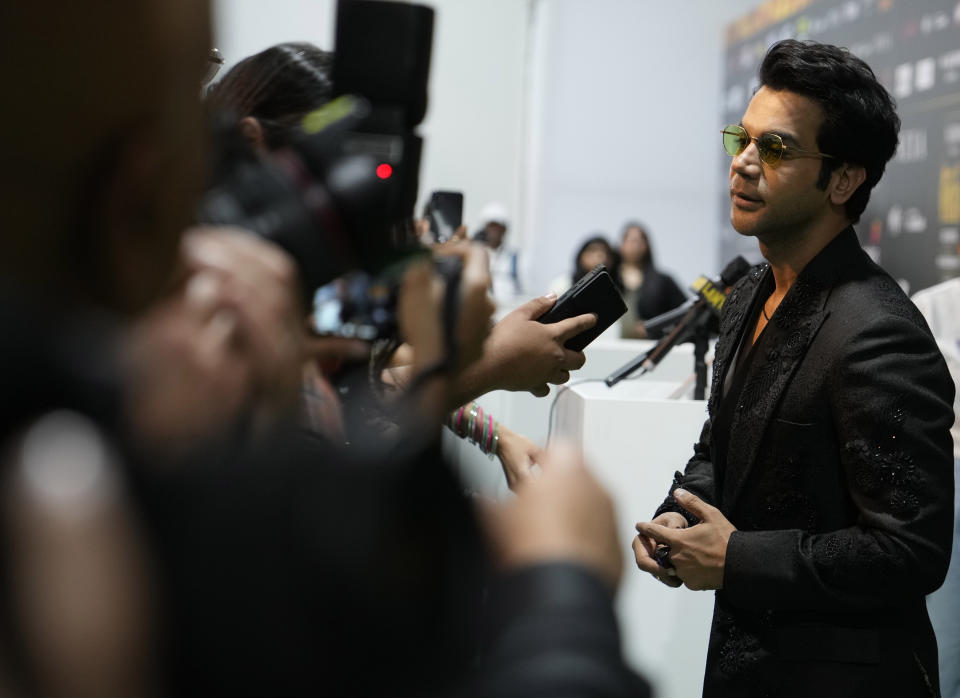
[737,358,780,414]
[782,326,810,357]
[817,528,910,587]
[873,277,926,327]
[752,490,817,531]
[846,439,924,520]
[773,277,823,327]
[717,624,762,678]
[712,605,774,685]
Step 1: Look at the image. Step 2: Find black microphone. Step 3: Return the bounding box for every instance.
[640,296,698,337]
[604,256,751,387]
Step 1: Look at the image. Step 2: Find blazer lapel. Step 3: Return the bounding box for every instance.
[717,232,848,509]
[708,265,766,419]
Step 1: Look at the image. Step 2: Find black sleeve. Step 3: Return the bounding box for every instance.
[468,563,651,698]
[722,313,955,610]
[654,417,716,525]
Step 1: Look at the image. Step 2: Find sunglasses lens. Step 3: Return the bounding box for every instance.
[723,126,747,157]
[757,134,785,164]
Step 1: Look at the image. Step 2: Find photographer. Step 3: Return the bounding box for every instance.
[0,2,647,697]
[206,42,598,406]
[205,41,596,487]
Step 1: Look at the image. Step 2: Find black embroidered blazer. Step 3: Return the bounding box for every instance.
[656,228,956,697]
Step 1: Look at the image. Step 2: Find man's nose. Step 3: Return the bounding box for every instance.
[731,141,762,179]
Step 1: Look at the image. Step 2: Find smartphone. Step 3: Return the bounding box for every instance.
[425,190,463,243]
[537,264,627,351]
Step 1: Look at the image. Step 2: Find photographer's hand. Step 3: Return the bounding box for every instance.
[478,442,622,591]
[124,227,307,454]
[495,424,544,491]
[454,293,597,403]
[180,227,305,419]
[396,243,495,424]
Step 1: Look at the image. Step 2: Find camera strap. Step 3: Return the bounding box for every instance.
[403,256,462,397]
[440,257,462,368]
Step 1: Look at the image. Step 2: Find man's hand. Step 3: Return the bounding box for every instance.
[478,442,622,591]
[632,512,687,588]
[634,489,736,591]
[459,293,597,401]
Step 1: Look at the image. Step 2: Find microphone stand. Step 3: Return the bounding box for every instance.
[605,303,714,395]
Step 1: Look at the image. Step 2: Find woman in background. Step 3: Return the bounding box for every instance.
[618,221,686,339]
[548,234,621,297]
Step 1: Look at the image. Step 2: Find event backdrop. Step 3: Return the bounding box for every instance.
[719,0,960,294]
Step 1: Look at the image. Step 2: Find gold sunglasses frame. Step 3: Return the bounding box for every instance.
[722,124,834,165]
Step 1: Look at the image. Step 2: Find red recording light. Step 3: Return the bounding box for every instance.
[376,163,393,179]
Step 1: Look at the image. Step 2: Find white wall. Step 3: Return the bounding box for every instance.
[212,1,762,297]
[213,0,336,68]
[211,0,531,231]
[521,0,761,296]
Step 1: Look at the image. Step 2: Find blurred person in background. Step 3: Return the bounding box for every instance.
[618,221,687,339]
[548,233,622,298]
[473,201,521,302]
[913,277,960,698]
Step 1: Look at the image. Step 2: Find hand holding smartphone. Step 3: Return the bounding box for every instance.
[424,190,463,244]
[537,265,627,351]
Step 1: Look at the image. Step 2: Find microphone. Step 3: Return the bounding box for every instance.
[604,256,751,387]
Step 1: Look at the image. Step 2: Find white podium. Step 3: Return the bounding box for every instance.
[445,337,710,497]
[553,379,715,698]
[443,339,717,698]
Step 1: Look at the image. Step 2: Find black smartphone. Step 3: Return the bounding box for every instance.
[537,264,627,351]
[425,190,463,243]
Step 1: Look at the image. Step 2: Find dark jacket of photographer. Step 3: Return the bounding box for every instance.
[656,228,955,697]
[0,299,648,698]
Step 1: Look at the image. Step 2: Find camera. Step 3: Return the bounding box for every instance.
[197,0,435,301]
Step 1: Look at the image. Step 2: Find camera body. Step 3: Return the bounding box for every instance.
[198,0,435,300]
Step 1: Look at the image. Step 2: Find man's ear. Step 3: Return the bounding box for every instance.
[829,164,867,206]
[238,116,266,151]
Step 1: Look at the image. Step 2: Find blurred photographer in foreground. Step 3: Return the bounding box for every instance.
[0,1,647,696]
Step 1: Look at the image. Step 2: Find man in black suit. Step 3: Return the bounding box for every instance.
[634,40,955,697]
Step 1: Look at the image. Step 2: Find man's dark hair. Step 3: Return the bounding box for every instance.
[206,42,334,149]
[759,39,900,223]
